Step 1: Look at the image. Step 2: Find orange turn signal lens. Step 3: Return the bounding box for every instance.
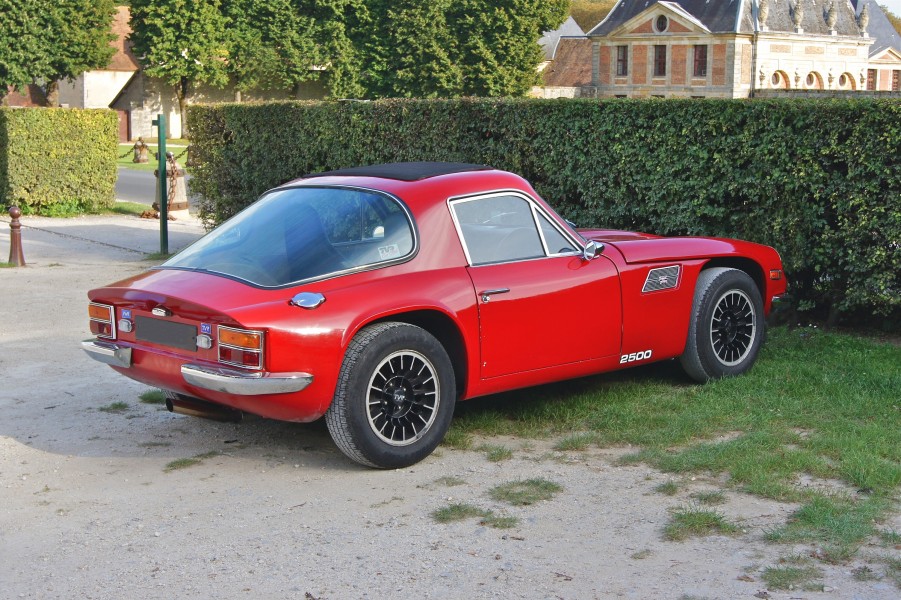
[88,303,113,322]
[218,326,262,350]
[769,270,784,281]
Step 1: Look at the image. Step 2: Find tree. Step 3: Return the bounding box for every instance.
[222,0,364,99]
[351,0,568,98]
[0,1,49,103]
[448,0,569,97]
[569,0,617,32]
[44,0,117,106]
[881,4,901,35]
[129,0,230,134]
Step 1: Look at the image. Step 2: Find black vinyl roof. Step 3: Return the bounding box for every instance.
[305,162,491,182]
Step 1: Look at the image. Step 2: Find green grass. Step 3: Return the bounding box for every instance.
[663,505,740,541]
[0,262,14,268]
[554,432,598,451]
[431,503,518,529]
[690,490,727,506]
[765,494,888,562]
[655,481,679,496]
[446,327,901,558]
[478,443,512,462]
[139,389,166,405]
[884,556,901,588]
[106,201,150,217]
[489,478,563,506]
[118,142,190,172]
[164,451,219,472]
[441,429,473,450]
[98,401,129,413]
[761,562,823,591]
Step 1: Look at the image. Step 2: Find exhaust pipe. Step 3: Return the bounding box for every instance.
[165,393,243,423]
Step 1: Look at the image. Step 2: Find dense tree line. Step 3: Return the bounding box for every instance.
[1,0,568,116]
[0,0,116,104]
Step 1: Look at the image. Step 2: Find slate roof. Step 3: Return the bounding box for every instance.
[856,0,901,55]
[589,0,750,35]
[587,0,879,36]
[539,16,586,60]
[760,0,861,36]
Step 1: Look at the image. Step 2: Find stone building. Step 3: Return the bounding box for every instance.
[575,0,901,97]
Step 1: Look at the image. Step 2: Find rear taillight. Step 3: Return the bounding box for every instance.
[217,326,263,369]
[88,303,116,339]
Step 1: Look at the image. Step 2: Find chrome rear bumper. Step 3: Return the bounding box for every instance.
[82,339,312,396]
[181,364,313,396]
[82,339,132,368]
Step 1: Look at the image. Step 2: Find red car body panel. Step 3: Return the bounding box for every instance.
[85,166,787,424]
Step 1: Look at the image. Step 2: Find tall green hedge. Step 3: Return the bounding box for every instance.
[0,108,118,215]
[188,98,901,326]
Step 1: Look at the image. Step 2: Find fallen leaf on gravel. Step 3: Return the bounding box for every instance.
[737,574,754,582]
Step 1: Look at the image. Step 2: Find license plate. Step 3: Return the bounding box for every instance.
[135,316,197,352]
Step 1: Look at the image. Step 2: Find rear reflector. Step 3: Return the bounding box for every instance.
[769,269,783,280]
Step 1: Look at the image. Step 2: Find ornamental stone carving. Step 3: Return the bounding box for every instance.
[825,1,837,31]
[858,3,870,34]
[792,0,804,29]
[759,0,769,28]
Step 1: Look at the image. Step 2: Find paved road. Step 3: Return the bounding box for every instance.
[115,168,194,205]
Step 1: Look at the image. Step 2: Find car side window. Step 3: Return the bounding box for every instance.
[451,195,548,266]
[537,212,576,254]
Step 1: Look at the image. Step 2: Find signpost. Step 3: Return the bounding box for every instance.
[151,114,168,255]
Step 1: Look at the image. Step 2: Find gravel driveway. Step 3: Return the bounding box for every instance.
[1,214,897,599]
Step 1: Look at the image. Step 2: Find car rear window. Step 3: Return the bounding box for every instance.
[162,187,414,287]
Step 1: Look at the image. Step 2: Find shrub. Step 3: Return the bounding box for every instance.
[187,98,901,327]
[0,108,118,215]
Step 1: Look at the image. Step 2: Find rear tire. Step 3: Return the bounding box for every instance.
[325,322,456,468]
[680,268,764,382]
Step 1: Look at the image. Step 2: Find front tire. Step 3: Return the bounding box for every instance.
[680,268,765,382]
[325,322,456,468]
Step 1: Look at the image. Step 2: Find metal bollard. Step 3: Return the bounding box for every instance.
[7,206,26,267]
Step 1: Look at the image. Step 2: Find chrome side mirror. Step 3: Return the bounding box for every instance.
[582,240,603,261]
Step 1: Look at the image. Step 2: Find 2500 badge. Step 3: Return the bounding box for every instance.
[620,350,653,364]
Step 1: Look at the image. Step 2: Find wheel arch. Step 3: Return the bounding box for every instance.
[364,310,468,398]
[700,257,765,299]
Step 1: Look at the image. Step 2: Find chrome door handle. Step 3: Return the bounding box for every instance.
[480,288,510,302]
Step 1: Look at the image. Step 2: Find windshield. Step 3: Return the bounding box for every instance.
[162,187,415,287]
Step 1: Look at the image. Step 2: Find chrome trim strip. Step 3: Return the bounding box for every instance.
[81,340,132,368]
[181,364,313,396]
[447,189,583,267]
[89,302,117,340]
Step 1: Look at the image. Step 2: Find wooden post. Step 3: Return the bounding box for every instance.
[7,206,26,266]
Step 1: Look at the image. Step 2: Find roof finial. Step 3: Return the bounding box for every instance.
[825,1,837,32]
[758,0,769,30]
[858,2,870,36]
[792,0,804,32]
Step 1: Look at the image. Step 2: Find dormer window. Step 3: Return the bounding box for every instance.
[655,15,669,32]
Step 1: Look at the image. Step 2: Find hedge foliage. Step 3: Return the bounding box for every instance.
[0,108,118,215]
[188,98,901,326]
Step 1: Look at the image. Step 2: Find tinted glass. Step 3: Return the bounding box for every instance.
[163,187,413,286]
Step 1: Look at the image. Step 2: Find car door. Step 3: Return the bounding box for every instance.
[450,192,622,379]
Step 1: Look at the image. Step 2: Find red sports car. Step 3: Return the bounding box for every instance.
[84,162,787,468]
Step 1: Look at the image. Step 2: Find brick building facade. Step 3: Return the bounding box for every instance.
[576,0,901,98]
